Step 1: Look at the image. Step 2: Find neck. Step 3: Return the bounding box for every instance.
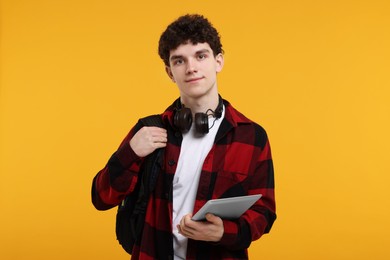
[180,92,220,116]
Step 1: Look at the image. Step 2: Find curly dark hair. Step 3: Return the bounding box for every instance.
[158,14,224,66]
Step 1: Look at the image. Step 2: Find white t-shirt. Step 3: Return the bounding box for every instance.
[172,106,225,259]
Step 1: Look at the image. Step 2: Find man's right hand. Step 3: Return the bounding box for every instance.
[129,126,167,157]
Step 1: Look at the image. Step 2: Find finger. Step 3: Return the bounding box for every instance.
[149,127,167,135]
[177,224,192,238]
[150,131,167,142]
[154,136,167,143]
[148,136,166,148]
[181,227,194,238]
[205,213,216,222]
[179,216,194,234]
[183,214,195,228]
[206,214,223,226]
[142,127,166,138]
[153,142,167,149]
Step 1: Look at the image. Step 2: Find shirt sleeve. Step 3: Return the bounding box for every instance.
[91,122,144,210]
[216,136,276,250]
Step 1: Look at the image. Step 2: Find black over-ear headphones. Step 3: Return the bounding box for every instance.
[173,95,223,135]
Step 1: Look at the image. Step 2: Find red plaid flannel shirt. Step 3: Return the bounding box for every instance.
[92,99,276,259]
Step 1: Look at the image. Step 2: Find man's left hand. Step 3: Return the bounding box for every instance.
[177,213,224,242]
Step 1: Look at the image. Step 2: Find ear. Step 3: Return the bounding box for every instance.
[215,53,224,73]
[165,66,176,82]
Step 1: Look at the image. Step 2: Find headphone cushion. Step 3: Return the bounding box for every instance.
[174,107,192,132]
[194,113,209,135]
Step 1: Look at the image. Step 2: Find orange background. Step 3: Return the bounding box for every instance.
[1,0,389,259]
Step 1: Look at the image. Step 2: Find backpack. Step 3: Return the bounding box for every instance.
[115,115,165,254]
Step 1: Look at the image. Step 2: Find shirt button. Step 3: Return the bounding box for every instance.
[168,160,176,166]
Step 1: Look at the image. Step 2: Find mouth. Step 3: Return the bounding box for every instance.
[185,77,204,83]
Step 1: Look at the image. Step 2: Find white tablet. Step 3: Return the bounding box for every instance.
[191,194,262,221]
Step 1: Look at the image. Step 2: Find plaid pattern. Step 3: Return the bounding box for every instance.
[92,99,276,259]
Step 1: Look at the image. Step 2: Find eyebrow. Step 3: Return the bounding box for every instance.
[170,49,211,62]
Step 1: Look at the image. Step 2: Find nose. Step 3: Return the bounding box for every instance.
[185,58,197,74]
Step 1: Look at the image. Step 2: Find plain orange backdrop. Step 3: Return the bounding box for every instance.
[1,0,389,259]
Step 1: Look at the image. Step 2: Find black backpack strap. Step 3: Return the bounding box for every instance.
[137,114,165,192]
[116,114,165,254]
[139,114,165,128]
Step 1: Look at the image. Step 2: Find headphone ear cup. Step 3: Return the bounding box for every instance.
[174,107,192,133]
[194,113,209,135]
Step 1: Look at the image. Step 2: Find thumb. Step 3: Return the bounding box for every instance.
[205,213,218,223]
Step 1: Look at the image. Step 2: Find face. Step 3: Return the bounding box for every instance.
[165,42,224,101]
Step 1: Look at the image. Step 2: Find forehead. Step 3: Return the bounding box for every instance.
[169,42,213,58]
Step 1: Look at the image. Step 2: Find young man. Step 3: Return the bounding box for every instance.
[92,14,276,259]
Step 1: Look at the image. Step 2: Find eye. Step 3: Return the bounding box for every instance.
[198,53,207,60]
[173,59,184,66]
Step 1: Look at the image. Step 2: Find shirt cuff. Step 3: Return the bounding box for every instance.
[217,220,239,246]
[115,140,142,168]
